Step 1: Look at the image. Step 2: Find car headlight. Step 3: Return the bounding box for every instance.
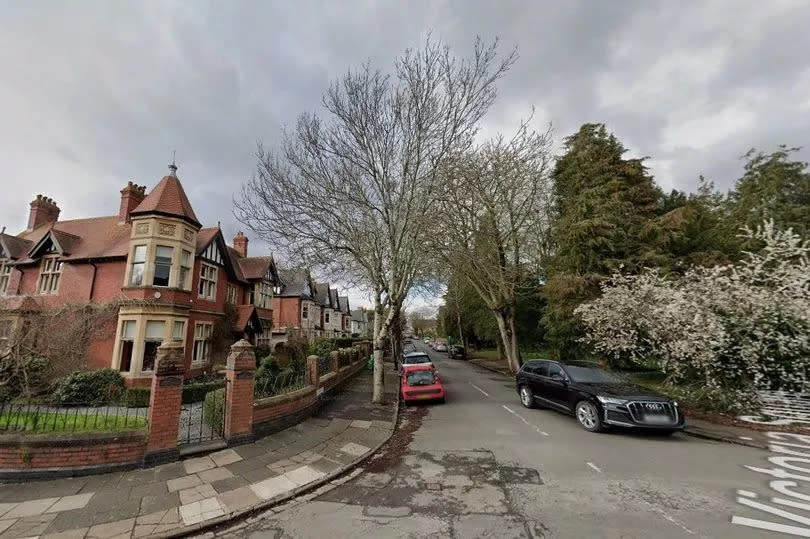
[596,396,628,405]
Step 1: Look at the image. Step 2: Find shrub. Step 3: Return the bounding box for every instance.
[53,369,125,406]
[334,338,355,349]
[307,339,336,358]
[122,387,151,408]
[182,379,226,404]
[202,388,226,436]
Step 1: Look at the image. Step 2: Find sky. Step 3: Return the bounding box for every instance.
[2,0,809,311]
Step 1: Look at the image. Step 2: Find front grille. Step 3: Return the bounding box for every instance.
[627,401,678,425]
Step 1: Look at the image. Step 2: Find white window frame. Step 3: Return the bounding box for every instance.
[179,250,192,290]
[0,261,11,296]
[118,319,137,373]
[141,320,165,372]
[227,284,238,304]
[129,245,147,286]
[198,262,217,300]
[256,281,272,309]
[193,322,213,365]
[172,320,186,341]
[37,256,62,294]
[152,245,173,287]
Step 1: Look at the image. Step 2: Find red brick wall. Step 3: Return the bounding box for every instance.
[271,297,301,330]
[253,387,316,424]
[0,432,147,470]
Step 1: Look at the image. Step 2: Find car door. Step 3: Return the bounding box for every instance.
[542,363,571,411]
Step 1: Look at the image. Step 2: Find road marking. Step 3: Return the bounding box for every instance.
[739,436,754,441]
[469,383,489,397]
[731,516,810,537]
[586,462,602,473]
[502,405,549,436]
[655,509,695,535]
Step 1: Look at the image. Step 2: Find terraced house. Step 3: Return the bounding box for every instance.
[0,164,280,386]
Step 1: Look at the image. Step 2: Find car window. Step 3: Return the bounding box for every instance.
[533,362,548,377]
[403,355,431,364]
[547,363,564,379]
[564,365,627,384]
[406,371,435,386]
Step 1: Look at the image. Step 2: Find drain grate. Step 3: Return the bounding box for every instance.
[425,482,442,491]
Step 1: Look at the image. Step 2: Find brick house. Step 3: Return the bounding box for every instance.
[0,164,280,385]
[271,268,321,341]
[337,295,351,337]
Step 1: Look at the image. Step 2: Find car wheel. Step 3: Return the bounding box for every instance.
[519,385,535,409]
[438,397,446,404]
[575,401,605,432]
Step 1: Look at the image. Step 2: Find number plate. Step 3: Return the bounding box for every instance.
[644,414,671,424]
[416,394,434,400]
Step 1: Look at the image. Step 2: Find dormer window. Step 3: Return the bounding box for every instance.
[0,261,11,295]
[152,246,173,287]
[37,256,62,294]
[273,285,282,295]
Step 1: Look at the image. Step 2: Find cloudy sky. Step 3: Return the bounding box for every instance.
[2,0,808,308]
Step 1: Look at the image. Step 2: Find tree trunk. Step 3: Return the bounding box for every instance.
[372,292,386,404]
[455,310,466,350]
[391,305,403,370]
[493,309,521,373]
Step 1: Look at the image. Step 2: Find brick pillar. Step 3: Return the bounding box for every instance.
[144,341,185,465]
[307,355,319,389]
[224,339,256,446]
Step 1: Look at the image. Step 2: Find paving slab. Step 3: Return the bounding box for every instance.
[4,497,59,519]
[46,493,94,514]
[249,476,297,501]
[179,497,224,526]
[210,449,242,467]
[183,456,216,474]
[217,486,261,513]
[86,517,134,538]
[166,474,202,493]
[2,513,57,537]
[284,466,326,487]
[138,492,179,515]
[339,442,371,457]
[179,484,218,505]
[41,526,89,539]
[210,476,249,494]
[197,467,233,483]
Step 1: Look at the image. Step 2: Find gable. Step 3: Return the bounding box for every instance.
[201,238,225,265]
[28,233,61,259]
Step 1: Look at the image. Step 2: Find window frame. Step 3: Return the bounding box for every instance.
[129,245,147,286]
[152,245,173,287]
[0,260,11,295]
[302,303,309,320]
[256,281,272,309]
[257,319,272,348]
[141,320,165,372]
[179,250,193,290]
[192,322,213,366]
[118,319,137,373]
[227,284,238,304]
[37,255,63,294]
[198,262,218,301]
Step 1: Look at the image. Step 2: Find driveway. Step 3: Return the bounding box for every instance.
[217,343,790,538]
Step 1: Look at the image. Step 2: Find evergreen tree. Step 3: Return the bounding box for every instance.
[729,146,810,238]
[543,123,667,360]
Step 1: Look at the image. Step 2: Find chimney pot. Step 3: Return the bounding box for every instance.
[119,180,147,223]
[27,194,60,231]
[233,231,249,258]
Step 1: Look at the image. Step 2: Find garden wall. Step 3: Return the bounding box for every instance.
[0,430,147,480]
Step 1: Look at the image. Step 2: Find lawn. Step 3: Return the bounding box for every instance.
[0,410,147,433]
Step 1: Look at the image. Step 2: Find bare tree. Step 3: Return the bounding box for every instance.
[236,37,516,402]
[433,121,554,372]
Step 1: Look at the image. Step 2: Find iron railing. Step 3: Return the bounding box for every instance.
[254,368,311,400]
[338,352,352,368]
[0,401,148,434]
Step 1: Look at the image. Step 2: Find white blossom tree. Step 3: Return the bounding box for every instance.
[576,221,810,410]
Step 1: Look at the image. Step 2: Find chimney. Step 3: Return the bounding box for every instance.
[27,195,60,231]
[119,181,147,223]
[233,231,248,258]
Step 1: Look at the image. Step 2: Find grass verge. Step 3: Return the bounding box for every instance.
[0,411,146,433]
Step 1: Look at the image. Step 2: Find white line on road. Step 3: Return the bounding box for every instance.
[502,405,549,436]
[586,462,602,473]
[469,382,490,397]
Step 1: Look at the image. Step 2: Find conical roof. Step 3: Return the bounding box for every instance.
[130,168,201,227]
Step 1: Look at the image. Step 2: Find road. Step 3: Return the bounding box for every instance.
[217,343,797,538]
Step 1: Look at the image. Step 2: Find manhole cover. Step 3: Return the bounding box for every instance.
[499,466,543,485]
[425,482,442,491]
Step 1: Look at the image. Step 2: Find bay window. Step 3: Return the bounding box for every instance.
[152,246,173,287]
[172,320,186,342]
[130,245,146,286]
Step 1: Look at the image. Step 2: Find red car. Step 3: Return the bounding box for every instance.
[401,364,445,404]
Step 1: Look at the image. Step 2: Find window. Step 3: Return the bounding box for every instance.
[256,281,272,308]
[0,261,11,295]
[198,263,217,300]
[179,250,192,290]
[152,246,173,287]
[257,319,272,348]
[130,245,146,286]
[142,320,164,371]
[38,256,62,294]
[273,285,282,295]
[546,363,565,380]
[119,320,136,373]
[193,322,213,365]
[302,303,309,319]
[172,321,185,341]
[324,311,330,324]
[227,284,238,304]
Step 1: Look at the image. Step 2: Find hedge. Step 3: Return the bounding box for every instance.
[53,369,126,406]
[182,380,226,404]
[122,387,151,408]
[203,388,226,436]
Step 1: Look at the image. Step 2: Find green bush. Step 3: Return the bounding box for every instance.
[334,338,355,349]
[122,387,151,408]
[202,388,226,436]
[308,339,336,358]
[53,369,125,406]
[182,379,226,404]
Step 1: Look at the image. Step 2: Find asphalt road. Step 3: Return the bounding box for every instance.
[218,343,795,538]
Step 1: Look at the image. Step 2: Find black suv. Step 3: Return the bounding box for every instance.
[515,360,684,434]
[448,345,466,360]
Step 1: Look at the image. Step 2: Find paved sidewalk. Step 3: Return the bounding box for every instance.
[0,367,398,539]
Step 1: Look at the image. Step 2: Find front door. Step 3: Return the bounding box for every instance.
[541,363,571,410]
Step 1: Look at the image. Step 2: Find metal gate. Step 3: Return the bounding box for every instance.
[178,384,226,452]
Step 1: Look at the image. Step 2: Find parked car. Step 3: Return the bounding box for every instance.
[448,345,466,360]
[424,338,430,344]
[401,364,445,404]
[401,351,434,370]
[435,343,448,352]
[515,360,684,434]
